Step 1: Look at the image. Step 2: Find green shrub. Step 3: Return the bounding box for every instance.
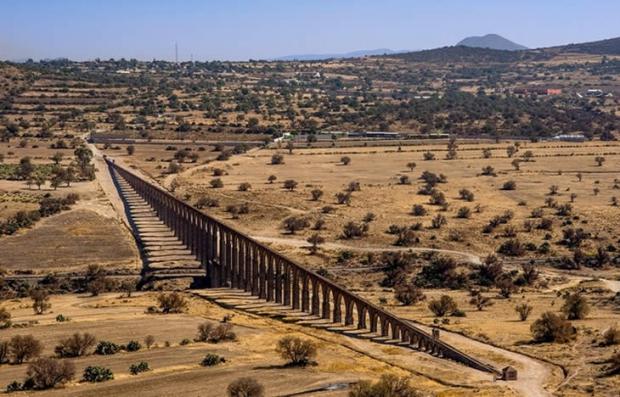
[95,341,120,355]
[201,353,225,367]
[129,361,150,375]
[125,340,141,352]
[82,366,114,382]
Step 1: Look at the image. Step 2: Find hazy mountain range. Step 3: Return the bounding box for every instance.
[456,34,528,51]
[274,48,404,61]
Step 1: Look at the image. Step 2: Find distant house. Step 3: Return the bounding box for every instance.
[586,89,604,97]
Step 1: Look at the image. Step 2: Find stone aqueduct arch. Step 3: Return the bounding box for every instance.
[108,159,500,375]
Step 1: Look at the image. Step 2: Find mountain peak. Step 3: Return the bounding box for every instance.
[457,34,527,51]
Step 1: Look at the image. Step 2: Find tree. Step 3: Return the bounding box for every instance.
[30,288,51,315]
[406,162,417,171]
[51,152,63,165]
[18,157,34,180]
[126,145,135,155]
[0,307,11,328]
[431,214,447,229]
[335,191,352,205]
[227,377,265,397]
[561,293,590,320]
[511,159,521,170]
[515,303,533,321]
[506,145,517,158]
[480,165,496,177]
[74,145,93,172]
[54,333,97,358]
[157,292,188,313]
[307,233,324,255]
[271,153,284,165]
[530,312,575,343]
[482,148,492,158]
[602,326,620,346]
[238,182,252,191]
[267,175,277,184]
[457,206,471,219]
[281,216,309,234]
[469,293,494,311]
[310,189,323,201]
[283,179,298,191]
[26,358,75,390]
[576,172,583,182]
[210,178,224,188]
[428,295,458,317]
[423,151,435,160]
[144,335,155,349]
[340,156,351,165]
[502,180,516,190]
[121,280,136,298]
[496,275,517,298]
[394,284,425,306]
[458,188,474,201]
[276,336,317,366]
[9,335,43,364]
[350,374,422,397]
[595,156,605,166]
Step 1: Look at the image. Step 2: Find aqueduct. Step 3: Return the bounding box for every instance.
[106,158,504,377]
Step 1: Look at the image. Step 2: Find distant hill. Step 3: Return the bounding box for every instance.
[392,45,547,64]
[548,36,620,55]
[457,34,528,51]
[274,48,399,61]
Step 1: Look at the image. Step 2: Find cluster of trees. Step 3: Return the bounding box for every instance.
[0,193,78,236]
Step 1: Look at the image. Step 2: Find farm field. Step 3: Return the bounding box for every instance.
[0,292,515,397]
[173,140,620,261]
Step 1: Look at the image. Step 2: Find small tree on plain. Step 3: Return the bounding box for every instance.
[469,293,494,311]
[515,303,533,321]
[428,295,458,317]
[54,332,97,358]
[283,179,298,191]
[276,336,317,366]
[350,374,422,397]
[394,284,425,306]
[406,162,416,171]
[281,216,309,234]
[27,358,75,390]
[340,156,351,165]
[310,189,323,201]
[144,335,155,349]
[271,153,284,165]
[530,312,575,343]
[30,289,51,315]
[595,156,605,166]
[9,335,43,364]
[126,145,135,155]
[267,175,277,184]
[157,292,188,313]
[307,233,325,255]
[227,377,265,397]
[561,293,590,320]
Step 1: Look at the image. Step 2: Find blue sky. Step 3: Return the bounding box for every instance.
[1,0,619,61]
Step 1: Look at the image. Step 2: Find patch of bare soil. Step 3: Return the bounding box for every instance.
[0,209,139,272]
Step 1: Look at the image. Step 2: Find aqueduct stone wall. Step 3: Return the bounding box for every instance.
[107,158,501,376]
